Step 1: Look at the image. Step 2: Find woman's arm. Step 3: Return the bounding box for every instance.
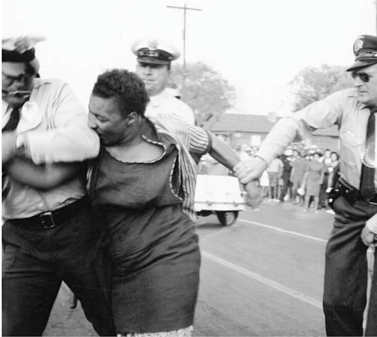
[151,114,241,169]
[319,165,326,185]
[207,131,241,171]
[301,172,309,189]
[151,114,263,205]
[5,157,85,190]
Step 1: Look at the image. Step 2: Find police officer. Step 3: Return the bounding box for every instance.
[131,37,196,125]
[2,35,114,336]
[234,35,377,336]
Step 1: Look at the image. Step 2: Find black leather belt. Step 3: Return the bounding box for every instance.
[11,198,87,230]
[335,178,377,204]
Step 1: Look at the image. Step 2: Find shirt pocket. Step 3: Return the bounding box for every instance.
[340,127,363,148]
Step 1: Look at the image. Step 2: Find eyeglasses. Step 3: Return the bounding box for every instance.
[2,71,33,86]
[351,71,372,83]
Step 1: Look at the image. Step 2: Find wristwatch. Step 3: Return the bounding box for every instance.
[15,133,27,156]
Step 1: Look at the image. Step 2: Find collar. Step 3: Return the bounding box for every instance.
[2,81,42,132]
[347,88,368,110]
[148,89,170,108]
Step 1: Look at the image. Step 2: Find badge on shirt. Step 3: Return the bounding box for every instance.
[17,101,42,133]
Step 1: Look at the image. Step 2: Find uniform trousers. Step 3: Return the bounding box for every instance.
[323,195,377,336]
[2,200,115,336]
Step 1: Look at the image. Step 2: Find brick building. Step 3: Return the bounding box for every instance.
[207,113,339,151]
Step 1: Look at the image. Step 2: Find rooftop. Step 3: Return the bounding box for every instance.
[209,113,339,137]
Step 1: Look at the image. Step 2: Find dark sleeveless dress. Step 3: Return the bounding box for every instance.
[88,129,201,334]
[305,160,325,196]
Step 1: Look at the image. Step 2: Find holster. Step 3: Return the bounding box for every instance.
[327,177,377,206]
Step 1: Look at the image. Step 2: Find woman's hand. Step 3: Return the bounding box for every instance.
[234,156,268,184]
[244,180,263,207]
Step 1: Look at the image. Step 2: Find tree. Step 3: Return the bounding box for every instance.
[290,64,354,111]
[170,62,236,127]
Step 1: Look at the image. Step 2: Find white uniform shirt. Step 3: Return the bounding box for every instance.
[146,89,195,125]
[2,78,100,219]
[256,88,376,191]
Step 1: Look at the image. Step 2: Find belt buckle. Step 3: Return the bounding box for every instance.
[39,212,57,229]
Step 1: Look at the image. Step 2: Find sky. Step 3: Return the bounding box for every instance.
[2,0,377,115]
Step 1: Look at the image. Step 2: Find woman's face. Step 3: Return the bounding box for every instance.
[331,153,338,161]
[88,95,129,146]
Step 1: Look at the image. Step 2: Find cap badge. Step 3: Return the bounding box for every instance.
[14,37,30,54]
[147,40,159,50]
[354,37,364,54]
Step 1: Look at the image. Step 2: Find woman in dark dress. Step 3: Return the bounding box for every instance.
[301,152,326,213]
[86,69,245,337]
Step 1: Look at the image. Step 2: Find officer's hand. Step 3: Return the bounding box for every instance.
[244,180,263,208]
[2,132,17,164]
[361,224,377,247]
[234,156,268,184]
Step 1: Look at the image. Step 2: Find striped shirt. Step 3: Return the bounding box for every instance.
[150,114,211,221]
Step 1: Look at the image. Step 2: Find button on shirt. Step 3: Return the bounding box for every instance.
[2,78,100,219]
[256,88,375,191]
[146,89,196,125]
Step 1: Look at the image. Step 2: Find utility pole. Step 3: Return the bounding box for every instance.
[167,3,202,100]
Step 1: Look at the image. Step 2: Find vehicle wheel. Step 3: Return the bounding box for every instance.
[216,211,238,226]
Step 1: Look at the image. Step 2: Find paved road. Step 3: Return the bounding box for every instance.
[44,200,334,336]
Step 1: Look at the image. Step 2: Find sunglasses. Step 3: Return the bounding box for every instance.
[351,71,372,83]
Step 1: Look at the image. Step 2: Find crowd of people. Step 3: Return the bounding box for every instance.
[2,30,377,337]
[199,143,341,214]
[259,146,340,213]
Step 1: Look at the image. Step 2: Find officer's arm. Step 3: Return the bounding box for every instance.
[235,92,342,184]
[5,158,85,190]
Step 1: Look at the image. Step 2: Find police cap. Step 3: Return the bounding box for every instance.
[2,34,45,73]
[347,35,377,71]
[131,37,180,65]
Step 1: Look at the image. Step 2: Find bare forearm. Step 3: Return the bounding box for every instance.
[208,131,240,171]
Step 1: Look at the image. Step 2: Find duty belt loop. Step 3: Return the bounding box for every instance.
[337,178,377,204]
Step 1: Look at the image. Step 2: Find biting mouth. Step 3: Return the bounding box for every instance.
[2,90,32,98]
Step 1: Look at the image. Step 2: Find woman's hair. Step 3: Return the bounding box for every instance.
[330,151,340,160]
[92,69,149,118]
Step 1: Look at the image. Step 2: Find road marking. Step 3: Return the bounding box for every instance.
[202,250,323,309]
[238,218,328,243]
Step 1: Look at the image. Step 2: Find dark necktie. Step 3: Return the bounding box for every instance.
[360,107,376,200]
[2,107,22,199]
[2,107,21,132]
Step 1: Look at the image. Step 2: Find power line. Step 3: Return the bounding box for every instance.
[167,3,202,100]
